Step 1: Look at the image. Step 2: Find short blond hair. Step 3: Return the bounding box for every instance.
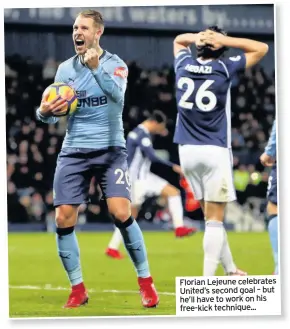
[78,9,104,30]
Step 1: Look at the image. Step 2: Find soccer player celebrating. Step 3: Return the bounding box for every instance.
[105,110,197,259]
[260,120,278,275]
[36,10,158,308]
[173,26,268,276]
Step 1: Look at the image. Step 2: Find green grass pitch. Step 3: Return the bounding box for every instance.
[8,231,274,318]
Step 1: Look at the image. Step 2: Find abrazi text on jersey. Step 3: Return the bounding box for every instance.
[185,64,212,74]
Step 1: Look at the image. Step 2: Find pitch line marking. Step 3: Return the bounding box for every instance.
[9,284,175,296]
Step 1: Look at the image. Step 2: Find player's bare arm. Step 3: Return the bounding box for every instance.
[172,164,183,176]
[203,30,269,68]
[173,32,206,57]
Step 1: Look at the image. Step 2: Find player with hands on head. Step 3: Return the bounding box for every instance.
[173,25,268,276]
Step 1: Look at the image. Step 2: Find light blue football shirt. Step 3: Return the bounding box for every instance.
[36,50,128,149]
[265,119,277,158]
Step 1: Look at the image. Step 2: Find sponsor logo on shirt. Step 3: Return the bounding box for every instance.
[229,55,241,62]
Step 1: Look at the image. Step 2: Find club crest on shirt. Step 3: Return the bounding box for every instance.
[114,67,128,79]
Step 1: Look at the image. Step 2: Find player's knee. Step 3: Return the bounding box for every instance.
[111,208,131,222]
[162,184,180,197]
[267,201,277,216]
[204,201,226,222]
[55,212,72,227]
[107,198,131,222]
[55,205,78,228]
[170,186,180,196]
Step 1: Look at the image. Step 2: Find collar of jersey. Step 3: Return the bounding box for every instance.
[197,57,213,65]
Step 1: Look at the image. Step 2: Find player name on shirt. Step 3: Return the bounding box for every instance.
[185,64,212,74]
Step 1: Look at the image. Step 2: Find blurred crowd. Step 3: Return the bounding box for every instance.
[5,54,276,224]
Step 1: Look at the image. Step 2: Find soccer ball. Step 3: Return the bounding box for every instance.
[43,82,78,116]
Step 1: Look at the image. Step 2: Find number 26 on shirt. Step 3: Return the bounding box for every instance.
[178,77,217,112]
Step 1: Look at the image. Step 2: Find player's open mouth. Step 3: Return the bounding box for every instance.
[75,39,85,47]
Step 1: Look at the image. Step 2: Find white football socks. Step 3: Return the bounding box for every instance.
[108,227,123,250]
[168,195,184,228]
[220,227,237,274]
[203,220,225,276]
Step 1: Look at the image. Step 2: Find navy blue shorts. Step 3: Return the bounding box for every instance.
[267,164,277,205]
[53,147,131,207]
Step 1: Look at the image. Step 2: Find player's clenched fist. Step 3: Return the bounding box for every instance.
[83,48,99,70]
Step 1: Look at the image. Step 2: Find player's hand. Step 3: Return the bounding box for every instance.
[202,30,227,50]
[83,48,99,70]
[160,128,169,137]
[39,93,68,117]
[260,152,275,167]
[173,164,183,176]
[196,32,207,47]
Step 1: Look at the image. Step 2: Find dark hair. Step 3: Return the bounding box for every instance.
[78,9,104,28]
[197,25,228,59]
[148,110,167,124]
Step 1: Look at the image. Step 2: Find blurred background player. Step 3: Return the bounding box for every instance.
[105,110,197,259]
[260,120,278,275]
[173,26,268,276]
[36,10,158,308]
